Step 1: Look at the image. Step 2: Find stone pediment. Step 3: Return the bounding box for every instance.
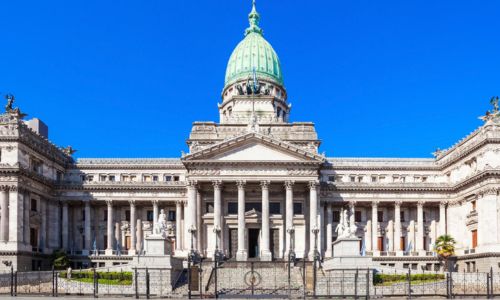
[182,132,325,164]
[245,208,261,218]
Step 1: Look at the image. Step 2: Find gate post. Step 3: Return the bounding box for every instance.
[407,268,412,300]
[251,262,255,296]
[487,272,491,299]
[145,267,150,299]
[188,254,192,299]
[313,256,317,298]
[14,270,17,297]
[214,258,218,299]
[354,269,358,300]
[366,269,370,300]
[10,266,13,297]
[134,268,139,299]
[490,267,494,298]
[55,270,58,298]
[92,268,97,298]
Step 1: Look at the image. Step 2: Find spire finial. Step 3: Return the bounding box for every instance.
[245,0,263,36]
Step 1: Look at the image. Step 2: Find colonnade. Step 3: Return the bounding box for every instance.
[324,200,447,256]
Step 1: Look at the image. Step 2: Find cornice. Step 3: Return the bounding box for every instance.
[56,181,187,192]
[321,169,500,194]
[75,158,184,170]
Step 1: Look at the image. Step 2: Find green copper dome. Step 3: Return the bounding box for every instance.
[224,1,284,88]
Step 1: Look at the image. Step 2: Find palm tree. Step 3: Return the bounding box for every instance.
[434,234,456,271]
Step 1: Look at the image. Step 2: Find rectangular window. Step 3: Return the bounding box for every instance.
[350,176,356,183]
[109,175,115,182]
[206,202,214,213]
[165,175,172,182]
[377,211,383,222]
[328,175,335,182]
[173,176,180,181]
[30,228,38,247]
[400,236,406,251]
[153,175,159,182]
[245,202,262,212]
[471,200,476,211]
[333,211,340,222]
[125,210,131,222]
[355,211,362,222]
[168,210,176,222]
[227,202,238,215]
[293,202,303,215]
[472,230,478,248]
[270,202,281,214]
[147,210,154,222]
[56,171,63,182]
[371,176,377,182]
[31,199,37,212]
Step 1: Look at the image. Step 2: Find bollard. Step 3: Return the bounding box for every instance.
[146,267,150,299]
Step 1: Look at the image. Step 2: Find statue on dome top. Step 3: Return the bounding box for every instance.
[5,94,14,112]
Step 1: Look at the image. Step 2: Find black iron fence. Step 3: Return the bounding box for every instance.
[0,267,173,298]
[2,263,500,298]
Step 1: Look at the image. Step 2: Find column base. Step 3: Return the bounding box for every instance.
[128,249,137,256]
[324,250,333,258]
[236,250,248,261]
[105,249,114,256]
[260,250,272,261]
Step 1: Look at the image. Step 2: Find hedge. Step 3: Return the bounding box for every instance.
[373,273,445,284]
[59,271,133,281]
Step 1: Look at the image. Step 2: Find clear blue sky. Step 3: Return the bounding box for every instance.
[1,1,499,158]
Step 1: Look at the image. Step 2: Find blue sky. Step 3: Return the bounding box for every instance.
[1,1,499,158]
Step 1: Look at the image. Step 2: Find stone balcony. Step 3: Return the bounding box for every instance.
[466,210,478,227]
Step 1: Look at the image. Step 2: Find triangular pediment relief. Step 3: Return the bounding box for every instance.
[182,132,325,163]
[245,209,261,218]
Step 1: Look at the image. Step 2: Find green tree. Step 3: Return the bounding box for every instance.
[434,234,456,271]
[51,249,70,270]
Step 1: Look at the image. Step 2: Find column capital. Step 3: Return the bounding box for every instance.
[106,200,113,207]
[187,180,198,188]
[0,185,10,192]
[236,180,246,189]
[439,200,448,207]
[128,199,136,206]
[176,199,183,206]
[260,180,270,189]
[151,199,159,205]
[348,200,356,208]
[417,200,425,207]
[212,180,223,190]
[284,180,295,190]
[395,200,403,207]
[371,200,380,207]
[308,180,319,190]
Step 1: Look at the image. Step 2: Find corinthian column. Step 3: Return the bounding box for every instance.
[439,201,447,236]
[236,181,247,261]
[213,181,222,256]
[417,200,424,252]
[62,201,69,250]
[175,200,182,253]
[0,187,10,242]
[308,181,319,259]
[106,200,114,255]
[285,181,294,255]
[261,181,272,261]
[187,181,198,251]
[372,201,379,251]
[129,200,136,255]
[152,200,159,234]
[84,201,91,254]
[394,201,402,252]
[325,204,333,257]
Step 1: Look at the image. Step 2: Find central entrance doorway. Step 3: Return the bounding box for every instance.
[248,229,260,258]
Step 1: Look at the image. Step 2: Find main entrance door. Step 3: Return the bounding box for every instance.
[248,229,260,258]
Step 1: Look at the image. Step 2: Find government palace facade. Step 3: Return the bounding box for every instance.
[0,2,499,273]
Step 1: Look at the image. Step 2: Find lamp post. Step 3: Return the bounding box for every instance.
[287,227,295,297]
[187,225,197,299]
[311,226,320,298]
[213,225,222,299]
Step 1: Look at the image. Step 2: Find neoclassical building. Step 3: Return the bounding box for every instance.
[0,2,499,272]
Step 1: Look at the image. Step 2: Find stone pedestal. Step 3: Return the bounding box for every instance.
[323,237,373,270]
[132,234,174,268]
